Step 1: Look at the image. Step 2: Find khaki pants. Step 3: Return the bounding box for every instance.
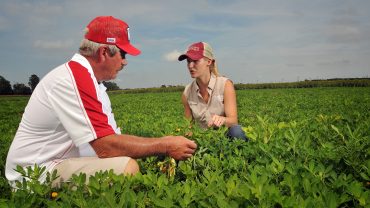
[52,156,130,187]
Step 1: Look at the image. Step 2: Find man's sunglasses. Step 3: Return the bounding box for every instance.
[120,49,127,59]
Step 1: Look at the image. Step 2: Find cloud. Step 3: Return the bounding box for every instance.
[316,59,351,67]
[325,24,361,43]
[324,11,363,43]
[163,50,182,62]
[1,0,369,89]
[3,1,63,27]
[0,17,8,31]
[5,1,63,16]
[286,63,305,67]
[33,40,74,50]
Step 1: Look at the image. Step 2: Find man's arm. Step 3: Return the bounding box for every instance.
[90,134,197,161]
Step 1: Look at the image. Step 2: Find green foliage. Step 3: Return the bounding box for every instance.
[234,78,370,89]
[103,81,120,91]
[110,78,370,94]
[12,83,31,95]
[28,74,40,93]
[5,165,59,207]
[0,87,369,207]
[0,96,28,200]
[0,76,13,95]
[114,85,185,94]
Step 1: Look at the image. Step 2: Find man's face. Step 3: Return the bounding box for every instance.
[101,48,127,81]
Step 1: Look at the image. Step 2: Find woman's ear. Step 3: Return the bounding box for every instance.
[207,59,214,66]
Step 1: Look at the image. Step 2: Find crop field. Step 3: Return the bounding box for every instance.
[0,87,369,207]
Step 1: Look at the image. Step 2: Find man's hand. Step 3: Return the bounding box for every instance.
[208,115,226,128]
[163,136,197,160]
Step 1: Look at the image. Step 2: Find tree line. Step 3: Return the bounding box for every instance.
[0,75,120,95]
[0,75,39,95]
[2,74,369,96]
[110,78,370,94]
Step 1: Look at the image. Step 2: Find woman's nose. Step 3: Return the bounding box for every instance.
[187,61,194,68]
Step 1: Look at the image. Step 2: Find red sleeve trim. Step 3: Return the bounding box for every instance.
[68,61,115,138]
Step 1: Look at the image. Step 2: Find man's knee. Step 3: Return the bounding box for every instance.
[124,159,140,175]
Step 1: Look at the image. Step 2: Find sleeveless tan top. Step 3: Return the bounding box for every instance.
[183,74,229,129]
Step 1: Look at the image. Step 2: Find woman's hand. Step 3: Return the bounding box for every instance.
[208,114,226,128]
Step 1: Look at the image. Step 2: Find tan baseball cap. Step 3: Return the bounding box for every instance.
[178,42,214,61]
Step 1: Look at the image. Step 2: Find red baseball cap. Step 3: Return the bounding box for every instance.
[178,42,214,61]
[85,16,141,56]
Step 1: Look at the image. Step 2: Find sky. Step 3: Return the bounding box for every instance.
[0,0,369,89]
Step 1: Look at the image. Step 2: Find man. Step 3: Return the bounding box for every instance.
[5,16,197,186]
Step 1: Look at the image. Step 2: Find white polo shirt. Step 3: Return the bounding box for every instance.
[5,53,120,184]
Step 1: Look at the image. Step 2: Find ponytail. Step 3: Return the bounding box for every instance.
[210,60,219,77]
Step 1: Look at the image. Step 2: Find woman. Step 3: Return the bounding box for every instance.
[178,42,247,141]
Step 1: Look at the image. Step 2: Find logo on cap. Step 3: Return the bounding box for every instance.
[106,38,116,43]
[127,28,131,41]
[190,46,200,51]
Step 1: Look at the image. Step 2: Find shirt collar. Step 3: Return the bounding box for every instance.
[194,74,217,93]
[71,53,103,90]
[208,74,217,91]
[71,53,95,76]
[99,83,107,92]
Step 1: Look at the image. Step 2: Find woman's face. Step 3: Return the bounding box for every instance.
[186,57,212,78]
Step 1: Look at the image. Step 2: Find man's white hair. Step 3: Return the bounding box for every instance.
[79,38,120,57]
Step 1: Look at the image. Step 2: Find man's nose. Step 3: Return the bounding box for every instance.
[121,59,128,66]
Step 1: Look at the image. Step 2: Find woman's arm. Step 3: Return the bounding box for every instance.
[208,79,238,128]
[223,79,238,127]
[182,93,192,120]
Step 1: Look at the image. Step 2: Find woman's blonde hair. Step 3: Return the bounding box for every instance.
[210,59,219,77]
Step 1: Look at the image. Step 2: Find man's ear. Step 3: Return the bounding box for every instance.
[97,46,108,62]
